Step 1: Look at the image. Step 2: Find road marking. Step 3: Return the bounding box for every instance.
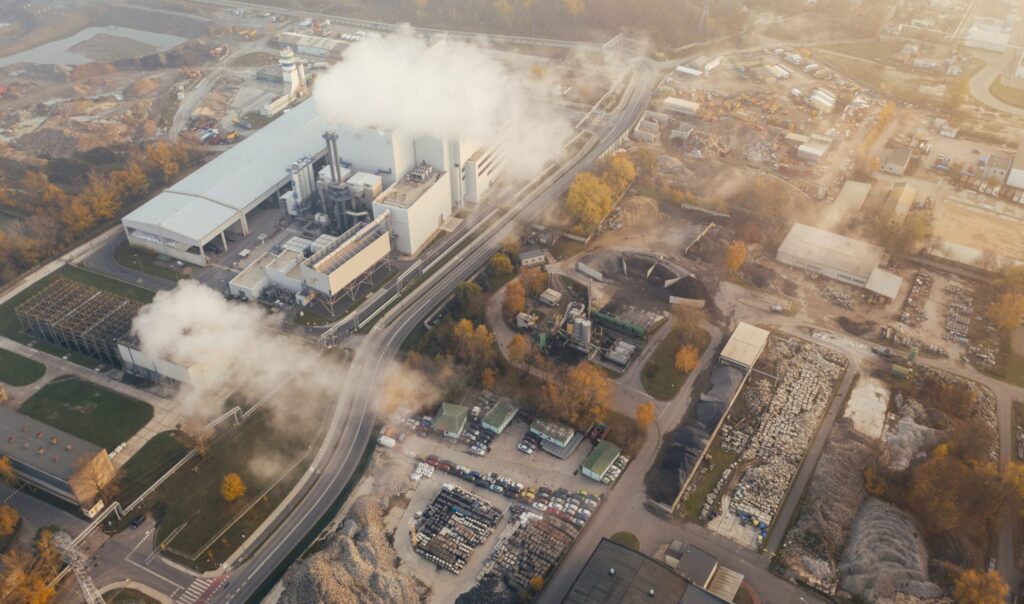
[177,577,213,604]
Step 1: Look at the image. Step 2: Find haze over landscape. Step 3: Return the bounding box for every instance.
[1,1,1024,604]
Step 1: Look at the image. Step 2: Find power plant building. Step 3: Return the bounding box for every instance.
[776,223,903,301]
[373,163,453,256]
[123,100,329,266]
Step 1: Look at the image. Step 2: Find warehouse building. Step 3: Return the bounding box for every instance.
[662,97,701,117]
[123,100,330,266]
[482,399,517,435]
[881,146,913,175]
[277,32,346,59]
[0,407,117,514]
[719,322,770,370]
[564,538,729,604]
[983,153,1012,183]
[882,182,917,223]
[434,403,469,439]
[582,440,622,482]
[777,223,903,301]
[1009,144,1024,191]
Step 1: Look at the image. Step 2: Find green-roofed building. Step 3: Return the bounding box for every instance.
[482,399,517,435]
[582,440,621,482]
[434,403,468,438]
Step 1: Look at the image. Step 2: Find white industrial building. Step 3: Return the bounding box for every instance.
[124,95,510,266]
[229,212,392,310]
[719,322,770,370]
[1006,144,1024,190]
[123,100,329,266]
[776,223,904,301]
[662,97,701,117]
[964,19,1011,52]
[372,163,452,256]
[118,341,204,385]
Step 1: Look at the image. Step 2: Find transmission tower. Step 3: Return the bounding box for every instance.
[699,0,711,37]
[54,531,104,604]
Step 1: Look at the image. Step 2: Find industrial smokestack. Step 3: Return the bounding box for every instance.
[323,131,341,183]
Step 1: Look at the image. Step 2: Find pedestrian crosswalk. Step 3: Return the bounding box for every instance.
[177,577,213,604]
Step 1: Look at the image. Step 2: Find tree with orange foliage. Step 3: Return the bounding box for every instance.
[520,267,548,297]
[725,240,747,274]
[503,280,526,320]
[481,367,497,391]
[635,401,656,430]
[954,569,1008,604]
[220,473,247,503]
[508,334,534,376]
[989,291,1024,334]
[675,344,700,374]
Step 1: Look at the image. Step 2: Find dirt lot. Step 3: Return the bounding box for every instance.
[931,198,1024,263]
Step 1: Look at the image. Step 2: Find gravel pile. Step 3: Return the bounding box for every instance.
[278,496,426,604]
[838,498,944,603]
[777,420,873,594]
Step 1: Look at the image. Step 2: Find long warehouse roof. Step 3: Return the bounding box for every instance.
[0,406,104,482]
[124,100,329,240]
[777,223,885,281]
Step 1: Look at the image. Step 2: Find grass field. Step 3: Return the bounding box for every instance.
[641,326,711,401]
[19,377,153,449]
[990,76,1024,110]
[113,241,180,282]
[610,531,639,550]
[150,404,328,570]
[681,439,738,522]
[115,430,191,509]
[0,349,46,386]
[0,265,155,367]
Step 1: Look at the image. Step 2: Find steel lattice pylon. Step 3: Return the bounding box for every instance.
[53,531,103,604]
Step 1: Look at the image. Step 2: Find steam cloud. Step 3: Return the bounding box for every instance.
[313,26,572,180]
[131,281,438,425]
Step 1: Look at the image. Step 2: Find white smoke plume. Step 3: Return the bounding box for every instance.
[131,281,436,426]
[313,26,572,180]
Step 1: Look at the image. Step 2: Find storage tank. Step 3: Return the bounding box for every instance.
[573,318,592,346]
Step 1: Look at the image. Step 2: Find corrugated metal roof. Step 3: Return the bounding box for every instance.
[0,406,103,482]
[124,100,329,243]
[866,267,903,300]
[123,192,238,243]
[720,323,769,369]
[582,440,620,475]
[776,223,885,281]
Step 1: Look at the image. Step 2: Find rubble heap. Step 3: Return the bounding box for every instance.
[728,339,846,526]
[277,496,425,604]
[838,498,945,603]
[776,420,874,594]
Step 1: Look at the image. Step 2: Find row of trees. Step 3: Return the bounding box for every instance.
[565,153,636,233]
[987,266,1024,334]
[0,141,198,284]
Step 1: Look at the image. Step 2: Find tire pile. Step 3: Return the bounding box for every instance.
[482,507,579,592]
[412,484,502,574]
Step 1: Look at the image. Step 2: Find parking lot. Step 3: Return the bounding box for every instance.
[381,401,619,602]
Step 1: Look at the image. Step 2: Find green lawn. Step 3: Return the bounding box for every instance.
[0,265,155,368]
[19,377,153,449]
[990,77,1024,110]
[115,431,191,509]
[641,326,710,401]
[681,439,738,523]
[113,241,180,282]
[0,349,46,386]
[148,404,328,570]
